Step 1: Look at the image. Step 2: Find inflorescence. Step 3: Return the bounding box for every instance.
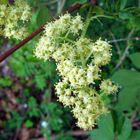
[34,13,118,130]
[0,0,31,39]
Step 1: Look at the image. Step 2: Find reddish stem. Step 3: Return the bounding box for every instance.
[0,3,82,63]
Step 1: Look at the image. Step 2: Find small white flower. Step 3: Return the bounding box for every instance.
[41,121,49,128]
[23,104,28,108]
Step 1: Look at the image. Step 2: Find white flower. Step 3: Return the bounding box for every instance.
[41,121,49,128]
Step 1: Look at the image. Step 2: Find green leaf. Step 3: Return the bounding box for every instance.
[117,117,132,140]
[129,16,140,31]
[117,116,125,134]
[128,53,140,69]
[36,6,51,28]
[88,129,112,140]
[119,7,140,20]
[115,108,125,122]
[111,110,117,132]
[111,70,140,87]
[116,0,121,12]
[77,0,87,4]
[106,0,112,13]
[25,120,33,128]
[106,0,118,13]
[138,93,140,118]
[28,96,38,108]
[29,108,40,118]
[97,114,114,138]
[35,75,46,90]
[44,89,50,98]
[121,7,140,13]
[127,130,140,140]
[93,6,103,15]
[120,0,127,10]
[116,86,139,111]
[119,12,133,20]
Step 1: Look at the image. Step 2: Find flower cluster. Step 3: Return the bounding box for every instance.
[0,0,31,39]
[34,13,118,130]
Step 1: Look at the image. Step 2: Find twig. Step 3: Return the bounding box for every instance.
[14,129,20,140]
[33,0,60,7]
[110,37,140,43]
[0,3,82,63]
[132,121,140,127]
[57,0,66,13]
[115,27,135,70]
[108,29,123,68]
[130,107,138,123]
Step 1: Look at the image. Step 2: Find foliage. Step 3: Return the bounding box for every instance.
[88,112,133,140]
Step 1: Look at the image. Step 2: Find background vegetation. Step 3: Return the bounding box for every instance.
[0,0,140,140]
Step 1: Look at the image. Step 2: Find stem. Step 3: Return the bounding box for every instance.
[108,29,122,68]
[55,37,75,44]
[0,3,82,63]
[80,4,93,69]
[55,38,64,43]
[87,86,100,97]
[90,15,114,20]
[115,27,135,70]
[33,0,60,7]
[65,28,71,38]
[81,5,93,38]
[64,38,75,44]
[110,37,140,43]
[74,60,82,62]
[81,55,85,69]
[85,50,93,63]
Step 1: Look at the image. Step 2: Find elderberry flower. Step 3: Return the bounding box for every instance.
[100,79,118,95]
[34,13,118,131]
[0,0,31,39]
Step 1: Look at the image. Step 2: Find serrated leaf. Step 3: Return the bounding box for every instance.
[96,114,114,139]
[128,53,140,69]
[35,75,46,90]
[77,0,87,4]
[117,117,132,140]
[88,129,112,140]
[116,86,139,110]
[93,6,103,15]
[36,6,51,28]
[138,93,140,118]
[28,96,38,108]
[111,70,140,87]
[127,130,140,140]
